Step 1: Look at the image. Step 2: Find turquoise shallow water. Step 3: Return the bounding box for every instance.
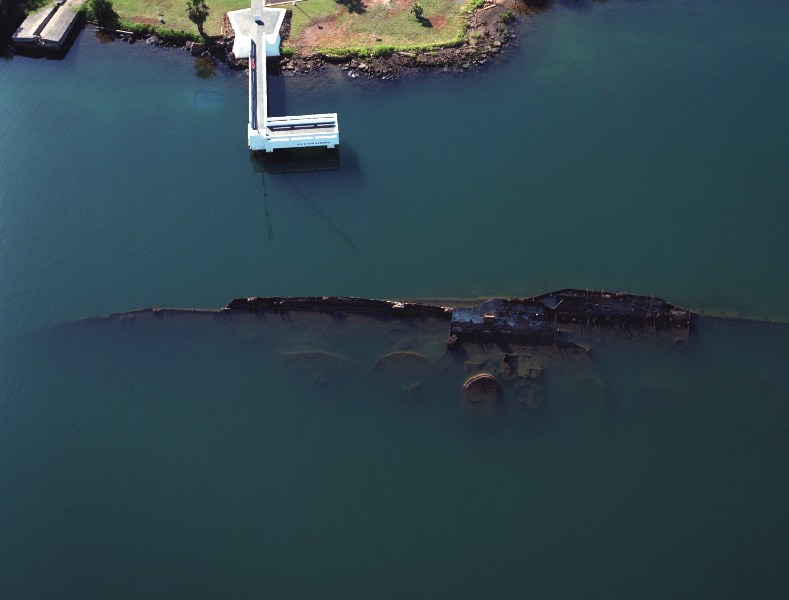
[2,0,789,597]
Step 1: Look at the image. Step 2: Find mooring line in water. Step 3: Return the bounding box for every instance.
[283,176,361,256]
[261,170,274,241]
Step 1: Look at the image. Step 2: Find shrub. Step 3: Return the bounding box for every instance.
[90,0,118,27]
[371,45,395,57]
[462,0,485,13]
[119,21,201,44]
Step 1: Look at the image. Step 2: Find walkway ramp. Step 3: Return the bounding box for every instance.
[248,37,339,152]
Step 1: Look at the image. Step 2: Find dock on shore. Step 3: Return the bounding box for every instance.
[13,0,84,51]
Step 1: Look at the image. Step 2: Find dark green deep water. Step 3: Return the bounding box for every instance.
[2,1,789,597]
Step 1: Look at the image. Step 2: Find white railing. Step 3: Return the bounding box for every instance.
[247,30,339,152]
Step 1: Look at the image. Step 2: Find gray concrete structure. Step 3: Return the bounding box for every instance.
[39,0,84,48]
[12,0,83,50]
[228,3,340,152]
[12,2,60,45]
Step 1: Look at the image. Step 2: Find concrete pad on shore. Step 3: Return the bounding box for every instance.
[39,0,84,48]
[12,2,60,44]
[227,6,284,58]
[12,0,84,49]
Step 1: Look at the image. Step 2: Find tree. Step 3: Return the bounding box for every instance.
[410,1,423,20]
[90,0,116,27]
[185,0,209,38]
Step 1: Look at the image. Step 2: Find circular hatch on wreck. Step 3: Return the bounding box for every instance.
[462,373,500,407]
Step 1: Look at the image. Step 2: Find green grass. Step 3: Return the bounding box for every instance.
[460,0,483,12]
[106,0,477,52]
[111,0,244,36]
[290,0,469,51]
[287,0,343,39]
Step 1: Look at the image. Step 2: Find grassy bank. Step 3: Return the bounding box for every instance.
[3,0,540,55]
[102,0,477,51]
[108,0,240,36]
[286,0,470,52]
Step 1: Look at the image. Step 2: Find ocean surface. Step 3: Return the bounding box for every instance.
[2,0,789,597]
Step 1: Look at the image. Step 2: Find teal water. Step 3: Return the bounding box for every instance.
[2,0,789,597]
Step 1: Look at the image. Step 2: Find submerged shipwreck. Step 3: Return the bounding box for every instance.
[222,288,694,349]
[96,289,695,411]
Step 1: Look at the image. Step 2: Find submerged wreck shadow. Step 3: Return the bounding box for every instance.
[60,289,736,421]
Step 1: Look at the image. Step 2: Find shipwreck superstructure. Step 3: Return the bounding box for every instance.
[82,289,695,409]
[448,289,693,346]
[219,289,695,351]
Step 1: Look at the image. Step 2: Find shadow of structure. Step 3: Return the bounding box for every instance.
[250,147,342,174]
[335,0,367,14]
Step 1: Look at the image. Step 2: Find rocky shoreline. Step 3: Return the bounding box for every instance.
[276,0,521,80]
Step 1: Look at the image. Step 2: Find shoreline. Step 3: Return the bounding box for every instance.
[69,0,531,80]
[276,0,524,80]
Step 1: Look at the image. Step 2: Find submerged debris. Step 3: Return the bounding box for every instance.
[86,289,694,413]
[450,289,692,347]
[462,373,500,406]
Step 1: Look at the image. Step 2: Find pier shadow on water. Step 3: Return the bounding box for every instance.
[249,146,359,250]
[251,146,343,174]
